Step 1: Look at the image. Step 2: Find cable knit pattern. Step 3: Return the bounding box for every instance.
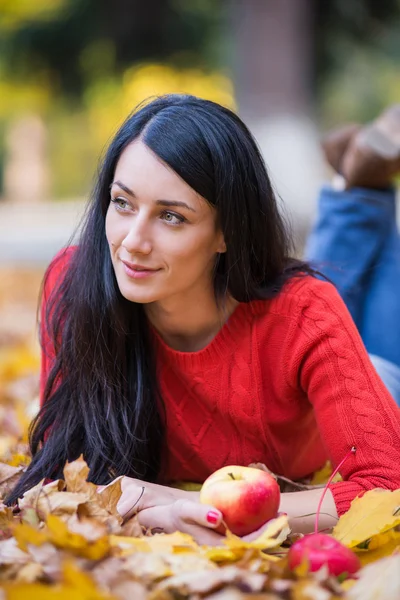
[40,250,400,516]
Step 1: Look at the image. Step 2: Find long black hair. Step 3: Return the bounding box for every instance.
[7,94,314,503]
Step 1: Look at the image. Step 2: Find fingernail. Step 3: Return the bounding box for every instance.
[206,510,220,524]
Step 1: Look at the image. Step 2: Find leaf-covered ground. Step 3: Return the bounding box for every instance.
[0,267,399,599]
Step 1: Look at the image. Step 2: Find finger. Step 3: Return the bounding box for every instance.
[171,499,223,529]
[138,506,224,545]
[118,486,146,522]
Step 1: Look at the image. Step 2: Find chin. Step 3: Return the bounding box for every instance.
[119,287,158,304]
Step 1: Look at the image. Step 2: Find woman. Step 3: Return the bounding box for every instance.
[306,104,400,406]
[7,95,400,545]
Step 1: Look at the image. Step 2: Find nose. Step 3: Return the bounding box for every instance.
[121,215,153,256]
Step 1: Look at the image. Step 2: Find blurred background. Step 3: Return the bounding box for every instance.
[1,0,400,434]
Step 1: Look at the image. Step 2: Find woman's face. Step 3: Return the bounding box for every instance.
[105,139,226,305]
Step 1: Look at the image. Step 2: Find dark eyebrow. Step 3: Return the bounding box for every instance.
[155,199,196,213]
[111,180,135,196]
[111,180,196,213]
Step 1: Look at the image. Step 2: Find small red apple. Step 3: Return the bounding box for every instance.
[288,532,361,577]
[200,465,280,536]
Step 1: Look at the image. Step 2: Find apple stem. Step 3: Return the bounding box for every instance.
[314,446,356,534]
[228,472,235,480]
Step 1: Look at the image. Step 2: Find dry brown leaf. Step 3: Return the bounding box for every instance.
[46,514,111,560]
[291,580,334,600]
[111,580,148,600]
[14,561,44,583]
[25,542,62,582]
[19,479,88,523]
[63,456,91,494]
[120,513,143,537]
[248,463,324,493]
[0,502,16,532]
[0,536,29,565]
[63,457,123,532]
[0,463,24,500]
[156,565,266,595]
[66,516,109,542]
[121,552,173,582]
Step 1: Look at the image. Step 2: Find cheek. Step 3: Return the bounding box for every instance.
[105,210,124,249]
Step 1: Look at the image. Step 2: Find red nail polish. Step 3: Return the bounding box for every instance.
[206,511,220,524]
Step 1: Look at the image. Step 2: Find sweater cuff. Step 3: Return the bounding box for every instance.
[329,481,366,516]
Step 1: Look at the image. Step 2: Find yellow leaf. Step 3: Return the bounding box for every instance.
[0,502,15,530]
[332,488,400,548]
[170,480,202,492]
[109,534,151,554]
[224,515,290,551]
[7,452,31,468]
[46,515,110,560]
[146,531,200,553]
[13,521,48,551]
[355,530,400,567]
[62,561,113,598]
[311,461,342,485]
[0,583,83,600]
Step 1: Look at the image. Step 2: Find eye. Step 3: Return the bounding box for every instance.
[110,197,131,211]
[161,211,185,225]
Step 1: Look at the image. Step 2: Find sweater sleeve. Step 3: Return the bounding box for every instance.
[39,247,76,406]
[284,277,400,516]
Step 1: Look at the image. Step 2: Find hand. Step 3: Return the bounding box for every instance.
[113,476,224,545]
[138,498,225,545]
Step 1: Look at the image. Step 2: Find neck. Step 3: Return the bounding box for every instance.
[145,287,239,352]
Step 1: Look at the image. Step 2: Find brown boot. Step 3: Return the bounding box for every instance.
[341,105,400,189]
[321,123,361,174]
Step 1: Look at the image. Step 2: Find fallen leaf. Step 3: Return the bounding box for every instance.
[62,560,114,598]
[145,531,200,553]
[346,553,400,599]
[46,515,111,560]
[354,529,400,567]
[0,536,29,564]
[15,561,44,583]
[0,463,24,500]
[224,515,290,551]
[111,580,148,600]
[0,502,16,532]
[311,461,342,486]
[332,488,400,548]
[108,534,151,554]
[63,458,123,532]
[13,521,48,551]
[156,565,266,595]
[62,457,91,495]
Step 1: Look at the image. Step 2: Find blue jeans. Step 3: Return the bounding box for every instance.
[305,185,400,406]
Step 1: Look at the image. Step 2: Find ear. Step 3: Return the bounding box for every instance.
[217,240,227,254]
[216,231,227,254]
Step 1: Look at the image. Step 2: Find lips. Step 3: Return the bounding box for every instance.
[121,260,159,272]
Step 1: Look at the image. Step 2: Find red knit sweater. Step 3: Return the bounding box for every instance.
[40,248,400,516]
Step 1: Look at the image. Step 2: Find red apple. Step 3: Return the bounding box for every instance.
[288,533,361,577]
[200,465,280,536]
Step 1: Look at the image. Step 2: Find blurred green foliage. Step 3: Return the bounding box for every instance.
[1,0,400,198]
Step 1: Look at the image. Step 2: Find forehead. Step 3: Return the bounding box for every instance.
[114,140,204,206]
